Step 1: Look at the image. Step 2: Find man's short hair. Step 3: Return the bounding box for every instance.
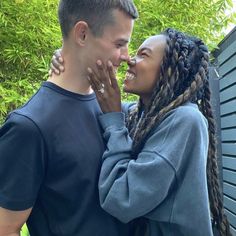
[58,0,138,39]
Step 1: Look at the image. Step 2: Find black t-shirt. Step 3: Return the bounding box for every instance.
[0,82,132,236]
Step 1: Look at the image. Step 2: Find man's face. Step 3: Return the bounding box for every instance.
[86,9,134,71]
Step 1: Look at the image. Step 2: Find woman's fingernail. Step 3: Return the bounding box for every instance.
[97,60,102,66]
[108,61,112,67]
[59,66,64,71]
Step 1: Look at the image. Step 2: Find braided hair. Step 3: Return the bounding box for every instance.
[127,28,231,236]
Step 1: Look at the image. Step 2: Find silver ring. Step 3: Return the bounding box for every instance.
[98,83,105,94]
[98,87,105,94]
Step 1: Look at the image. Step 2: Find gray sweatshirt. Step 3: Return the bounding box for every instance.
[98,102,213,236]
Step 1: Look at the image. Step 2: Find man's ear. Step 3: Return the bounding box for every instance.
[74,21,89,46]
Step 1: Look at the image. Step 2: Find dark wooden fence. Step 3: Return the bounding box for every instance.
[213,26,236,235]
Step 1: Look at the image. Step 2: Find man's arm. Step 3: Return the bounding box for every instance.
[0,113,46,236]
[0,207,32,236]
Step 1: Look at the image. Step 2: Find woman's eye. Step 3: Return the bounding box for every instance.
[140,53,147,57]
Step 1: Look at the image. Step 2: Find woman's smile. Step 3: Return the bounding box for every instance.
[125,71,136,81]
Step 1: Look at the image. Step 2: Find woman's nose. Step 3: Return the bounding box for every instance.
[127,57,136,67]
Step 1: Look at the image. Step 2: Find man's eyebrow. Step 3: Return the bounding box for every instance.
[115,39,130,44]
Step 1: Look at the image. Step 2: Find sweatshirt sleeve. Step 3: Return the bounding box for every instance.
[98,112,176,223]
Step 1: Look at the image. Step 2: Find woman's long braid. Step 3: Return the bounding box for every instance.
[129,29,204,156]
[127,98,144,138]
[127,28,232,235]
[195,41,231,235]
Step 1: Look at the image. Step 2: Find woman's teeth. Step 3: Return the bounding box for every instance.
[126,72,136,81]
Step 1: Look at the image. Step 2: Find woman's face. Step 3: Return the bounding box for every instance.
[123,35,167,102]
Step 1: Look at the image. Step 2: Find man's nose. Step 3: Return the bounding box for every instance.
[120,47,130,61]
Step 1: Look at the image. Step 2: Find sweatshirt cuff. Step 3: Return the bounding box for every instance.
[99,112,125,130]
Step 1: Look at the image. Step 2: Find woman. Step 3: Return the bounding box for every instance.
[51,28,231,236]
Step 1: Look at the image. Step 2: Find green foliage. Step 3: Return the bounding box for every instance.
[0,0,61,123]
[21,224,30,236]
[0,0,235,123]
[132,0,236,50]
[0,79,40,123]
[118,0,236,102]
[0,0,235,234]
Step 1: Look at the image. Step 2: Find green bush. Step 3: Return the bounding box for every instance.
[132,0,236,50]
[0,0,235,123]
[0,0,61,123]
[21,224,30,236]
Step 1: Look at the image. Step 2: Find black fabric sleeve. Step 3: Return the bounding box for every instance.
[0,112,46,210]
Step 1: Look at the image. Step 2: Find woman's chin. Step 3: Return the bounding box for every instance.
[123,86,129,93]
[123,85,135,95]
[123,79,132,92]
[123,83,130,93]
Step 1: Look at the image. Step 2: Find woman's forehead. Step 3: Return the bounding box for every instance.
[139,35,167,51]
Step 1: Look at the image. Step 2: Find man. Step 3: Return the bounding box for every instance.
[0,0,138,235]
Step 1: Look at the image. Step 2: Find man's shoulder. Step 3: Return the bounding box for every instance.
[12,87,45,119]
[2,111,41,139]
[5,84,55,133]
[14,82,67,121]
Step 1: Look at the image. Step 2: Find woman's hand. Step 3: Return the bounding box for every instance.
[87,60,121,113]
[49,49,64,76]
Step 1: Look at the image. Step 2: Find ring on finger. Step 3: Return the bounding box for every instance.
[98,83,105,94]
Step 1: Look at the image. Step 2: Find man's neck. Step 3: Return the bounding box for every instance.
[48,74,93,95]
[47,47,93,95]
